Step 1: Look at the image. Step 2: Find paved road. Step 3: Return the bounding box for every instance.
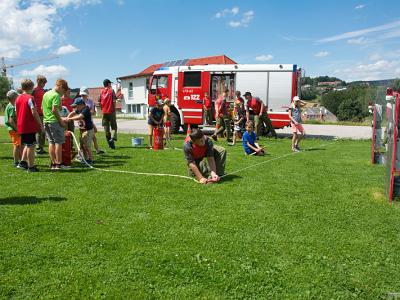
[0,116,372,139]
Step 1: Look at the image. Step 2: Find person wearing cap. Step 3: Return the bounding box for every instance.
[148,98,165,148]
[42,79,69,170]
[15,79,45,172]
[32,75,47,154]
[4,90,22,167]
[289,96,307,152]
[244,91,277,139]
[79,87,104,155]
[99,79,118,149]
[66,98,95,164]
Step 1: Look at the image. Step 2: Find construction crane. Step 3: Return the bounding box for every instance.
[1,55,59,77]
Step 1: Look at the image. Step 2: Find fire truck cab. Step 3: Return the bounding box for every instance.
[148,64,301,133]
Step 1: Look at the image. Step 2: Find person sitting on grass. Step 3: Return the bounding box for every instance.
[184,129,226,184]
[147,99,165,148]
[242,121,265,156]
[67,98,94,165]
[4,90,22,167]
[289,96,307,152]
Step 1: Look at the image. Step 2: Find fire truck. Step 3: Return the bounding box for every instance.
[148,64,301,133]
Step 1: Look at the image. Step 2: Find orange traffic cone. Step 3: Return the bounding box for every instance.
[186,124,191,136]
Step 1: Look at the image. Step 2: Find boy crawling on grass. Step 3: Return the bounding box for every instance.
[242,121,265,156]
[183,129,226,184]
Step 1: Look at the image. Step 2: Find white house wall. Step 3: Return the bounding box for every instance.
[120,77,148,118]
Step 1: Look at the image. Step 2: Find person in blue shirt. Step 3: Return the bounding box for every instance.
[242,121,265,156]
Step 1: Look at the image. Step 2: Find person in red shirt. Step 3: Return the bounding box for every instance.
[244,91,277,138]
[15,79,44,172]
[183,129,226,184]
[32,75,47,154]
[99,79,118,149]
[211,89,232,142]
[203,92,212,125]
[61,89,75,132]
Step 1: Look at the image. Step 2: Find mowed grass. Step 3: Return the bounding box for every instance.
[1,126,400,299]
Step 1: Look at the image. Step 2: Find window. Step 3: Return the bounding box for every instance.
[127,104,141,114]
[128,82,133,99]
[183,71,201,87]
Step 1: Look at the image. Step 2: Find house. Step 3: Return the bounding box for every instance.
[302,106,337,122]
[117,55,237,118]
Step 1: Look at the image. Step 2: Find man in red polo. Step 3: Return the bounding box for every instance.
[32,75,47,154]
[99,79,118,149]
[244,91,277,138]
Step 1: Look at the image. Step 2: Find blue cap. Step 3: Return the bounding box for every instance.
[71,98,85,107]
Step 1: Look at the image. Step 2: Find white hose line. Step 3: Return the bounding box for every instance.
[68,131,198,183]
[69,131,338,183]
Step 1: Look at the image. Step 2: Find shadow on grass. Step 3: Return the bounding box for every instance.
[0,196,66,205]
[303,148,327,152]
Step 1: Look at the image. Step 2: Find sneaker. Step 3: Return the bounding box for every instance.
[75,156,83,162]
[86,160,94,165]
[52,164,60,170]
[59,164,71,169]
[17,161,28,170]
[36,149,47,155]
[96,149,105,154]
[227,139,233,143]
[295,145,301,151]
[108,139,115,149]
[211,135,218,142]
[292,147,300,152]
[27,166,39,172]
[13,162,19,167]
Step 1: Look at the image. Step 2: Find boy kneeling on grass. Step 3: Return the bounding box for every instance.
[242,121,265,156]
[67,98,94,165]
[183,129,226,184]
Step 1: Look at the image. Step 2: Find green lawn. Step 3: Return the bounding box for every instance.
[1,127,399,299]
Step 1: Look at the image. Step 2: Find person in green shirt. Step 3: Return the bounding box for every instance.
[4,90,22,167]
[42,79,69,170]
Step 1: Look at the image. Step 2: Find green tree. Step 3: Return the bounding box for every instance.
[392,78,400,91]
[0,76,12,111]
[337,98,365,121]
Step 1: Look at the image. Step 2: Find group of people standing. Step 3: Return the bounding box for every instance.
[4,76,120,172]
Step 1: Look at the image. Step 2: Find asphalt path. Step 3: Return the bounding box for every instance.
[0,116,372,140]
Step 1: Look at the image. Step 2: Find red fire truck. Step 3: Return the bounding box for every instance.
[148,64,301,133]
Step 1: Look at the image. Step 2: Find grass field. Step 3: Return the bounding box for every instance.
[1,126,400,299]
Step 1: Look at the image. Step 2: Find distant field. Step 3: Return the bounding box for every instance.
[1,127,399,299]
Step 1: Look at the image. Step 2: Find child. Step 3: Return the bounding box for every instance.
[242,121,265,156]
[183,129,226,184]
[203,92,212,125]
[289,96,306,152]
[32,75,47,154]
[15,79,44,172]
[67,98,94,165]
[4,90,22,167]
[163,98,172,142]
[79,87,104,155]
[231,98,245,146]
[147,99,165,148]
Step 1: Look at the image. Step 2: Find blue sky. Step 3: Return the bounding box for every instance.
[1,0,400,88]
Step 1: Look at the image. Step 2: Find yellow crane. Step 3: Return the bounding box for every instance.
[1,55,59,77]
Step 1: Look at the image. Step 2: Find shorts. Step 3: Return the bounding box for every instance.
[165,121,171,128]
[45,122,65,144]
[148,120,163,127]
[102,113,117,129]
[80,129,94,151]
[21,133,37,146]
[8,130,21,146]
[291,122,305,134]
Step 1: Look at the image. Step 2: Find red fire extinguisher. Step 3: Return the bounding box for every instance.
[153,126,164,150]
[62,131,72,166]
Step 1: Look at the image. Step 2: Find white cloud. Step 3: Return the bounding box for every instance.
[214,7,254,28]
[317,19,400,43]
[0,1,100,59]
[214,7,239,18]
[347,37,369,44]
[255,54,273,62]
[116,0,124,5]
[369,53,381,61]
[355,4,365,9]
[333,59,400,81]
[20,64,69,79]
[315,51,330,57]
[55,44,80,55]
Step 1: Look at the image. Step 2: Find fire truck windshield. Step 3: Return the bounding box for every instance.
[151,75,168,91]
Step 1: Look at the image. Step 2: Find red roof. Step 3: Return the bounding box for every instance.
[118,55,237,79]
